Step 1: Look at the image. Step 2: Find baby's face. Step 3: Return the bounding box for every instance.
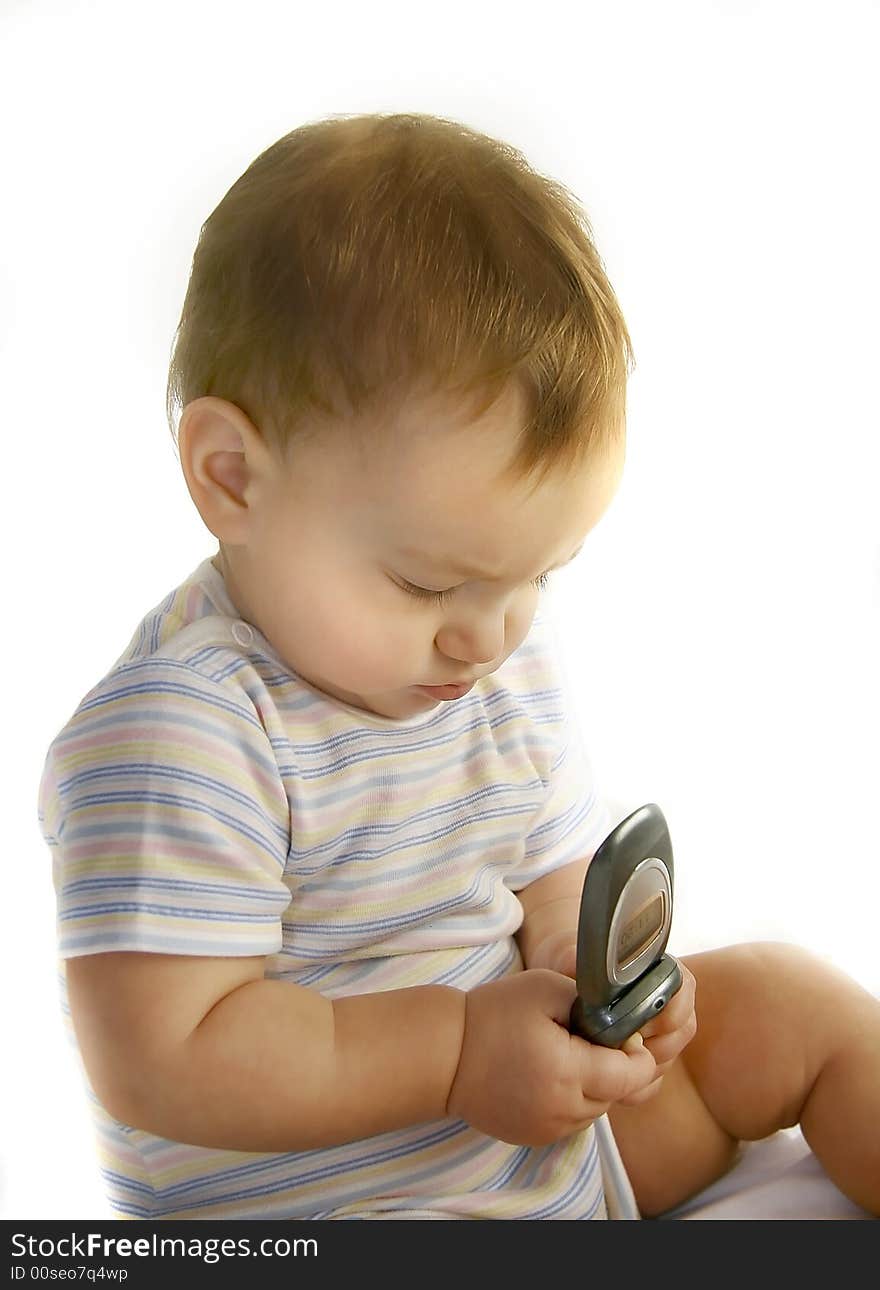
[210,381,624,721]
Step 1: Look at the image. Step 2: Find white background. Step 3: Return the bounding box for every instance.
[2,0,877,1220]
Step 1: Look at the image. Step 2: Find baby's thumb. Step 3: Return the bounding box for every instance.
[621,1031,645,1055]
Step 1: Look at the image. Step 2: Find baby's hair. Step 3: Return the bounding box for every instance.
[166,111,635,493]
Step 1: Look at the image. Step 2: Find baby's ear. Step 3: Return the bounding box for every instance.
[177,396,264,543]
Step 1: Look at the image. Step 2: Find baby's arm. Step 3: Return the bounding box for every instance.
[67,951,464,1150]
[514,853,591,979]
[66,948,658,1153]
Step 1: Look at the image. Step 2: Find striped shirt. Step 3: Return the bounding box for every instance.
[37,555,636,1220]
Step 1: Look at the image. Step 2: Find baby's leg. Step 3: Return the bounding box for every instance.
[607,942,880,1217]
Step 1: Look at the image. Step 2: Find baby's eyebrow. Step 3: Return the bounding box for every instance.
[396,542,585,581]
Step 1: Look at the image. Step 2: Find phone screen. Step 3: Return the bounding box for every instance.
[617,890,666,968]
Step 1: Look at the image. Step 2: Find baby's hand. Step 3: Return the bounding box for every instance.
[615,960,698,1106]
[446,969,658,1146]
[526,935,697,1109]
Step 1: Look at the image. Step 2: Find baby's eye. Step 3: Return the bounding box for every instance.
[397,581,453,606]
[396,571,552,606]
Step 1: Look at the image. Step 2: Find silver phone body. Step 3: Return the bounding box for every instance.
[569,803,682,1047]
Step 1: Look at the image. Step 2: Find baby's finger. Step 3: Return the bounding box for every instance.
[622,1032,645,1056]
[616,1074,666,1108]
[638,962,696,1039]
[574,1031,657,1103]
[643,1008,697,1064]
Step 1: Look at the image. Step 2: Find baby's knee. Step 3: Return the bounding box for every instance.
[734,939,828,982]
[685,940,833,995]
[729,941,868,1004]
[685,940,875,1059]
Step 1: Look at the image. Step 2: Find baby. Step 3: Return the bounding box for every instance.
[38,111,880,1220]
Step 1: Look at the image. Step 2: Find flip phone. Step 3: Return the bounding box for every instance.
[569,803,683,1048]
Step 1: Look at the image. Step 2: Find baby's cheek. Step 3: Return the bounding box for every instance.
[337,614,421,689]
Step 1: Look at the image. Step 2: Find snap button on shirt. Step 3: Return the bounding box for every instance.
[231,620,255,648]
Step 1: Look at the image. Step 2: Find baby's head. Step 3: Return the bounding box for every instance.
[170,112,633,720]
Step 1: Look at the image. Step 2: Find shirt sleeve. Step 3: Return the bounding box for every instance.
[504,611,612,891]
[37,657,293,958]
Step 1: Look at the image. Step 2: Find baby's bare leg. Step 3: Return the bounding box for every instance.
[607,942,880,1217]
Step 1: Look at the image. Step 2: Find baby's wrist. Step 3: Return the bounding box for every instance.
[516,894,580,976]
[523,926,578,977]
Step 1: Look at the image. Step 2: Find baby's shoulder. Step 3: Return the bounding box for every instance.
[109,560,282,697]
[113,608,257,679]
[49,600,276,759]
[498,608,572,705]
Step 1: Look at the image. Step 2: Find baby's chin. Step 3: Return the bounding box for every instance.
[368,683,481,720]
[295,672,437,720]
[354,685,445,720]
